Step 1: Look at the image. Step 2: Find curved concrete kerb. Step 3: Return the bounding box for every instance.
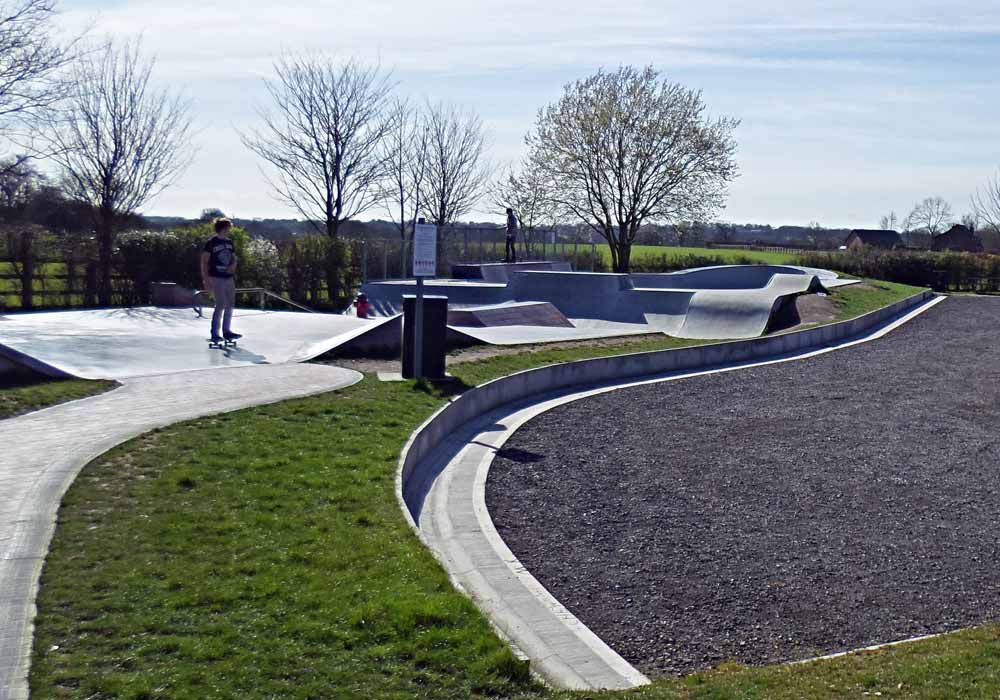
[396,291,941,690]
[0,364,362,700]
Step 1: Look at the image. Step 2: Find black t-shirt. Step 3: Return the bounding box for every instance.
[204,236,236,278]
[506,212,518,239]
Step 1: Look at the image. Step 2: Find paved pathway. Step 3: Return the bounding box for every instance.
[0,364,361,700]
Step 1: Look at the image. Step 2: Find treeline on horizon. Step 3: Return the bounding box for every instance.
[142,215,1000,252]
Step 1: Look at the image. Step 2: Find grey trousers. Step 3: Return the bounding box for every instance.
[208,276,235,337]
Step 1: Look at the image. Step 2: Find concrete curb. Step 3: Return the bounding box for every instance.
[395,290,937,689]
[398,290,934,525]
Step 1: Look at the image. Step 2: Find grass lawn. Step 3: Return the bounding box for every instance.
[824,278,924,321]
[0,376,117,420]
[622,245,798,267]
[34,281,990,700]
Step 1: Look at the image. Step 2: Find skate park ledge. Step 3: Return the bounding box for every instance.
[395,289,935,689]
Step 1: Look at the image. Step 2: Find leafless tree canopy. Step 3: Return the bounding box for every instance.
[379,98,429,241]
[0,0,79,169]
[878,211,899,231]
[527,65,739,272]
[242,56,395,237]
[43,40,193,303]
[420,102,491,227]
[905,196,953,236]
[972,170,1000,233]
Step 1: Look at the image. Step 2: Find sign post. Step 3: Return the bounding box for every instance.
[412,221,437,381]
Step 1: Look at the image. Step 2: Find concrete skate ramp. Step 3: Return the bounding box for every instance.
[632,265,808,290]
[0,307,399,380]
[361,263,852,345]
[509,272,634,316]
[675,273,828,339]
[363,279,509,316]
[452,261,571,283]
[448,318,655,346]
[448,301,573,328]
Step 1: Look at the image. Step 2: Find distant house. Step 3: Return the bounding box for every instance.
[931,224,984,253]
[844,229,903,250]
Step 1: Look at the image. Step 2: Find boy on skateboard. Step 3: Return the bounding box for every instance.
[200,218,241,343]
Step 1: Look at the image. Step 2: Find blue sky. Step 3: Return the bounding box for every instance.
[59,0,1000,228]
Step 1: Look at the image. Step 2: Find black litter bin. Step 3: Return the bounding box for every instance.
[401,294,448,379]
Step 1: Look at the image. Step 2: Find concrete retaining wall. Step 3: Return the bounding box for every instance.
[0,342,73,380]
[398,290,935,524]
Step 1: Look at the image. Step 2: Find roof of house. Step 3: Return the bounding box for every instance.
[846,229,903,247]
[931,224,983,251]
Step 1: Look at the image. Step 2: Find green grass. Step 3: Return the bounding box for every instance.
[621,245,798,267]
[825,278,926,321]
[32,280,975,700]
[30,380,537,700]
[0,377,117,420]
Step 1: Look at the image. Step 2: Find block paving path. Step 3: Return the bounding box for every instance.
[0,364,361,700]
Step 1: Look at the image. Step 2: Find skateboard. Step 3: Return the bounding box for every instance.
[208,337,238,350]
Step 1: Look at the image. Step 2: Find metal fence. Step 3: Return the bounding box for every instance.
[357,226,603,281]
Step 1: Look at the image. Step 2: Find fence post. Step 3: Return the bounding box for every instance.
[591,243,596,271]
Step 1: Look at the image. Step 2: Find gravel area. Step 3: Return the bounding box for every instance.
[486,296,1000,677]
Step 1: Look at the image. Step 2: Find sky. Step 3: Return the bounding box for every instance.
[53,0,1000,228]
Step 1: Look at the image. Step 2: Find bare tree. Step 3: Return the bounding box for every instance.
[878,211,899,230]
[527,65,739,273]
[905,196,953,237]
[420,102,491,227]
[489,158,556,256]
[43,40,193,305]
[0,0,80,172]
[972,170,1000,233]
[0,155,40,213]
[242,56,395,238]
[379,98,428,242]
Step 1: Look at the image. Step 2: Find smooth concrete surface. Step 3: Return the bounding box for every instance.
[395,290,936,690]
[0,363,362,700]
[363,264,855,344]
[453,261,572,283]
[0,307,398,380]
[449,319,656,345]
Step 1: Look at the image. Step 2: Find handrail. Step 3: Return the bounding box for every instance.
[193,287,316,318]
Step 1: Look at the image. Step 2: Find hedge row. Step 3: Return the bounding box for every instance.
[798,249,1000,292]
[2,224,362,311]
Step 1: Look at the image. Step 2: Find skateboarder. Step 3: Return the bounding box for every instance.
[200,218,241,343]
[505,207,518,263]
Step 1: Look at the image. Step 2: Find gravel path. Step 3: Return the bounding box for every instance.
[486,296,1000,677]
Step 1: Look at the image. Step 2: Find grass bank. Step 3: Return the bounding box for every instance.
[0,376,117,420]
[34,282,981,700]
[614,245,796,268]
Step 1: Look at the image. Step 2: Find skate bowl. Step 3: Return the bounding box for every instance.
[362,263,856,344]
[0,307,400,380]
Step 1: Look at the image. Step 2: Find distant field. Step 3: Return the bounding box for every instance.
[621,245,800,266]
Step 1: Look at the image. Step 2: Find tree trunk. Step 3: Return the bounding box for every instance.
[616,242,632,273]
[95,209,117,306]
[15,229,34,310]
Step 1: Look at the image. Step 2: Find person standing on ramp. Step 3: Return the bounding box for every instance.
[200,218,241,343]
[505,207,518,263]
